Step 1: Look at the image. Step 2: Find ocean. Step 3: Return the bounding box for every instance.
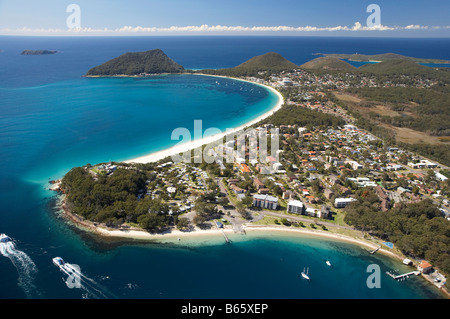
[0,36,448,300]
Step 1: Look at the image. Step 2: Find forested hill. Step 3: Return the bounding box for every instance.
[317,52,450,64]
[86,49,185,76]
[300,57,357,73]
[199,52,299,77]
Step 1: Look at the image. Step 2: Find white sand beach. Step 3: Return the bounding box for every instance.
[125,75,284,164]
[86,221,402,262]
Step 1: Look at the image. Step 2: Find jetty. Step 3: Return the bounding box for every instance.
[216,222,230,243]
[369,245,381,254]
[386,270,420,280]
[221,229,230,243]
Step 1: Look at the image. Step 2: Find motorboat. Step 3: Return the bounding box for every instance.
[52,257,65,268]
[301,267,310,281]
[326,260,332,267]
[0,233,12,243]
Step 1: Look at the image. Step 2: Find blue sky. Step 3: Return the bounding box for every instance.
[0,0,449,36]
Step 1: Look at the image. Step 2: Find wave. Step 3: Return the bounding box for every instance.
[57,262,116,299]
[0,241,41,298]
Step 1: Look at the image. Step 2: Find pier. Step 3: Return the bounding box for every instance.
[221,229,230,243]
[386,270,420,280]
[369,245,381,254]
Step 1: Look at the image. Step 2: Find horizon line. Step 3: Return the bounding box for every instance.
[1,23,450,37]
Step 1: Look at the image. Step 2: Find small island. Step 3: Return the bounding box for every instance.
[21,50,58,55]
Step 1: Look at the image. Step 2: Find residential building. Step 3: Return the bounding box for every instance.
[230,184,246,194]
[418,260,433,274]
[253,194,279,210]
[319,205,331,219]
[287,200,305,214]
[324,189,335,200]
[334,197,357,208]
[254,178,265,190]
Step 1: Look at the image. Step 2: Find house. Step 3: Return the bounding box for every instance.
[230,184,246,194]
[408,160,438,169]
[397,187,411,194]
[334,198,357,208]
[319,205,331,219]
[240,163,251,173]
[283,190,296,200]
[324,189,335,200]
[417,260,433,274]
[272,162,284,172]
[338,186,352,196]
[327,175,341,186]
[347,160,363,170]
[254,178,265,190]
[166,186,177,194]
[287,200,305,214]
[435,172,448,182]
[258,188,270,194]
[253,194,279,210]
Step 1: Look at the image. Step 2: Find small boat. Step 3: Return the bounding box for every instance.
[52,257,65,268]
[301,267,310,281]
[326,260,332,267]
[0,233,12,243]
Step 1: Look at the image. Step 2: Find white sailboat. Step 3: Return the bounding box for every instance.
[301,267,310,281]
[326,259,332,267]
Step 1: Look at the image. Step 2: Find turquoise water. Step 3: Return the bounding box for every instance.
[1,74,277,183]
[0,36,448,299]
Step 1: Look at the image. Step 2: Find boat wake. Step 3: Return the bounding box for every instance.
[0,239,41,298]
[54,258,115,299]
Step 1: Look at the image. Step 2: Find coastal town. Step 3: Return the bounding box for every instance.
[53,64,450,296]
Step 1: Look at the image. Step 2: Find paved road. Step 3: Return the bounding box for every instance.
[253,209,354,230]
[216,176,354,233]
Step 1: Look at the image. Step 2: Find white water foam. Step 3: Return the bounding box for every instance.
[0,241,40,298]
[57,262,115,299]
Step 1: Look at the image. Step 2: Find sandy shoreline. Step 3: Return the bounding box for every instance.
[59,194,450,298]
[125,74,284,164]
[54,73,449,298]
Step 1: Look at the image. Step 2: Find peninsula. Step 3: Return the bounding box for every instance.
[54,49,450,296]
[315,52,450,64]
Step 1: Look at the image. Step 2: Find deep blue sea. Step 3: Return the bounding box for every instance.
[0,36,448,299]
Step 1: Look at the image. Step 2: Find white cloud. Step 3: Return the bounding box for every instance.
[0,23,447,35]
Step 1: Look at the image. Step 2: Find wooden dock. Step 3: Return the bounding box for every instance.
[369,245,381,254]
[221,229,230,243]
[386,270,420,280]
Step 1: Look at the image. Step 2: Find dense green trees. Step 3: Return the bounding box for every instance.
[61,166,174,231]
[347,86,450,136]
[344,190,450,276]
[86,49,184,76]
[259,103,345,129]
[199,52,298,77]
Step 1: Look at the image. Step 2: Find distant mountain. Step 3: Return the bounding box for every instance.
[21,50,57,55]
[359,59,449,82]
[234,52,299,71]
[317,53,450,64]
[200,52,299,76]
[86,49,184,76]
[300,57,357,72]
